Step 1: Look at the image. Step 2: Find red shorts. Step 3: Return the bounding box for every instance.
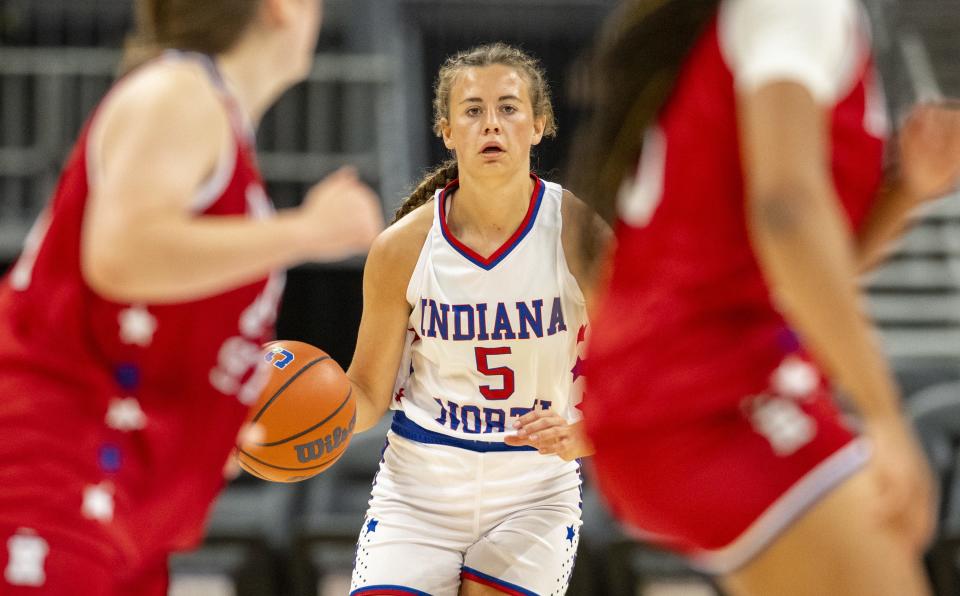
[114,555,169,596]
[0,525,115,595]
[587,357,870,574]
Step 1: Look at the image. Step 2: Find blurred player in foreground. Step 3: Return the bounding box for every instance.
[575,0,960,595]
[0,0,382,593]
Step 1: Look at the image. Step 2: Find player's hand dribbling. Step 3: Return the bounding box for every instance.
[506,407,594,461]
[296,167,385,261]
[865,414,936,553]
[224,422,265,480]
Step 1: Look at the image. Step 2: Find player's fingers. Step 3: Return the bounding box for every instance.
[527,425,567,445]
[223,450,242,480]
[536,436,572,457]
[514,408,552,428]
[516,415,565,437]
[237,422,266,447]
[504,433,534,447]
[323,166,358,183]
[308,172,363,203]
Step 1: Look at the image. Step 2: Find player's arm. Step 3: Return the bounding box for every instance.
[82,63,381,304]
[741,81,899,415]
[741,80,934,550]
[560,190,613,312]
[347,211,430,433]
[856,102,960,271]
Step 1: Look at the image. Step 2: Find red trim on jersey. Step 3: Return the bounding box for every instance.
[438,174,545,269]
[460,568,535,595]
[350,586,426,596]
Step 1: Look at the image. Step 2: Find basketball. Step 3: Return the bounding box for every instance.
[237,340,356,483]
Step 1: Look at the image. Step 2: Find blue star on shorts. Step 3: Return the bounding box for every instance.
[366,518,379,534]
[566,525,575,544]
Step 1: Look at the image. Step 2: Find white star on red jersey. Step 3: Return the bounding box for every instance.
[118,306,157,347]
[81,483,114,522]
[772,357,818,398]
[4,530,48,587]
[105,397,147,432]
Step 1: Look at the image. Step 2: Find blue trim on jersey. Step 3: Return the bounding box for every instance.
[350,585,431,596]
[438,175,546,271]
[461,566,539,596]
[391,412,537,452]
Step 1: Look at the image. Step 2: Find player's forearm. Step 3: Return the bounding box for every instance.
[568,421,595,458]
[856,172,922,273]
[749,187,901,420]
[82,211,313,303]
[348,378,391,433]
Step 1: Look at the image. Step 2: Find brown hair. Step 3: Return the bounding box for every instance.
[119,0,263,75]
[569,0,720,260]
[392,42,557,224]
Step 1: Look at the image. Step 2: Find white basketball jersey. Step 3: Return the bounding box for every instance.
[390,176,588,444]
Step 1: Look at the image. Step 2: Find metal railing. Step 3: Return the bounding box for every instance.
[0,47,406,257]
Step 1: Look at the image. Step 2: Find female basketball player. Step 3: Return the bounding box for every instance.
[576,1,960,595]
[345,43,604,595]
[0,0,382,594]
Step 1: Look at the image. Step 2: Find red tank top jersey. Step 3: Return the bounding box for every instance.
[586,6,886,433]
[0,53,282,565]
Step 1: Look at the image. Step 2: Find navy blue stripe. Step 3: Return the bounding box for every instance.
[350,585,431,596]
[391,412,536,453]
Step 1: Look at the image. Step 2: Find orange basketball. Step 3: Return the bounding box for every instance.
[237,340,356,483]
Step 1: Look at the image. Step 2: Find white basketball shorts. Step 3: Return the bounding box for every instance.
[349,412,583,596]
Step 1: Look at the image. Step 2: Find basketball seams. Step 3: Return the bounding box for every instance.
[237,458,271,481]
[240,341,355,482]
[257,386,354,447]
[251,355,330,423]
[237,446,342,471]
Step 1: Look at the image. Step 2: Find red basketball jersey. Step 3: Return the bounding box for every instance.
[586,2,886,433]
[0,53,282,567]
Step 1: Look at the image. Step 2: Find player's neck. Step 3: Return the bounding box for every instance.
[216,40,292,126]
[447,168,534,243]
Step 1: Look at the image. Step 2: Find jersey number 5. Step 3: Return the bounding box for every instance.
[474,346,514,400]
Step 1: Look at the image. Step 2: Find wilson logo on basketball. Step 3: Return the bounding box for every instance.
[294,412,356,463]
